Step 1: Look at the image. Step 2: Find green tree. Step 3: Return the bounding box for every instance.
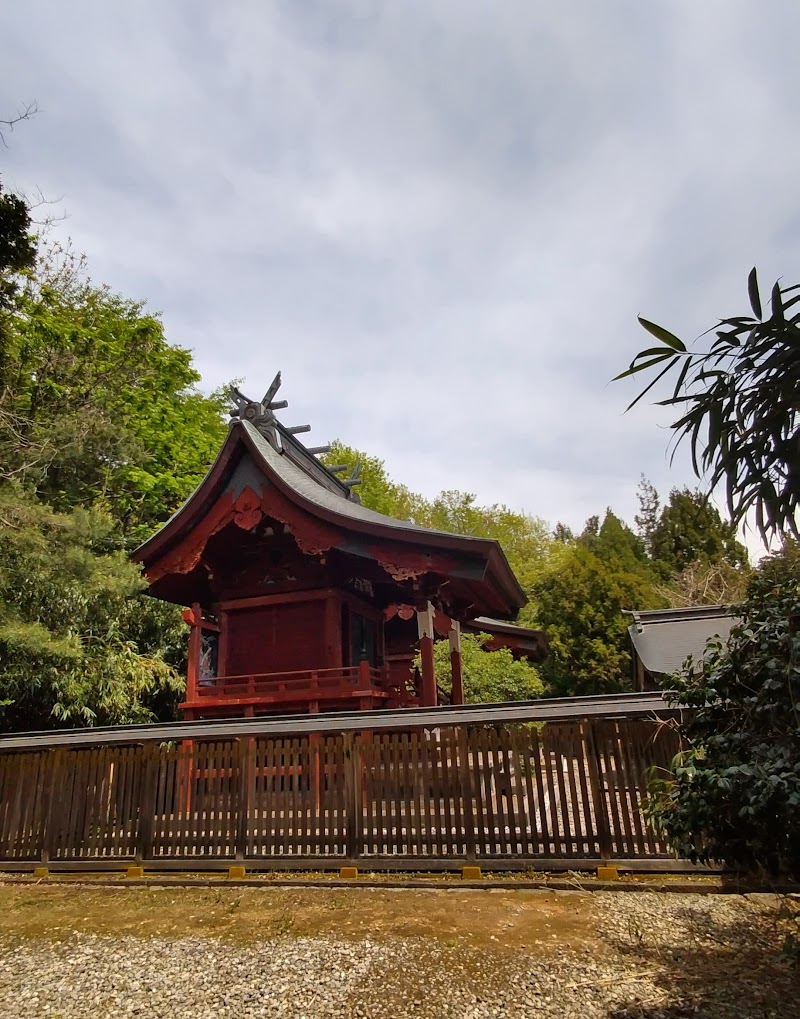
[649,487,748,573]
[0,173,37,418]
[534,512,664,695]
[419,490,556,615]
[0,177,36,312]
[0,485,183,730]
[615,269,800,542]
[1,245,229,538]
[583,508,649,568]
[427,631,543,704]
[646,543,800,880]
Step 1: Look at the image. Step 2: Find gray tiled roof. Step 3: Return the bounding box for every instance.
[627,605,740,677]
[242,421,498,548]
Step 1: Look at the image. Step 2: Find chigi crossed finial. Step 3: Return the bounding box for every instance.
[227,373,362,493]
[229,372,310,450]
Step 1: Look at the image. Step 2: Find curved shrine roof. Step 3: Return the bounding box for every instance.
[135,417,526,618]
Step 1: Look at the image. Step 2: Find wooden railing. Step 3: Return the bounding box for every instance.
[0,714,685,871]
[182,663,418,714]
[197,665,387,699]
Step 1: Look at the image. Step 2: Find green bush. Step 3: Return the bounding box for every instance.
[646,543,800,879]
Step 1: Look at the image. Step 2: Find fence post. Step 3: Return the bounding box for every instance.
[584,719,613,861]
[39,748,63,865]
[343,734,362,861]
[457,725,478,862]
[234,738,251,861]
[136,744,159,864]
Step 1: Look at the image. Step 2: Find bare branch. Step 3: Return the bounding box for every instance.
[24,186,68,230]
[0,100,39,146]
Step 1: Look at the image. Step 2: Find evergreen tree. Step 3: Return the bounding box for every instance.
[634,476,661,558]
[650,487,748,573]
[533,523,664,696]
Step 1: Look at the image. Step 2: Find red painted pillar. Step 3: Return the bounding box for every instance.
[449,621,464,705]
[417,602,438,707]
[183,603,202,708]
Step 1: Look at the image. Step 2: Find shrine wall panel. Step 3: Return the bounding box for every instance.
[223,598,329,676]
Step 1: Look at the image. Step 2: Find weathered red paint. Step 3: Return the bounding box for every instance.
[134,419,541,721]
[450,646,464,705]
[367,543,460,583]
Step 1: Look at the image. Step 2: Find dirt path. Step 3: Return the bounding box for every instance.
[0,884,796,1018]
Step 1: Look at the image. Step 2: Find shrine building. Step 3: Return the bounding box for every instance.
[134,375,547,720]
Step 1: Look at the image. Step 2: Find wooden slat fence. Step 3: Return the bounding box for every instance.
[0,718,679,868]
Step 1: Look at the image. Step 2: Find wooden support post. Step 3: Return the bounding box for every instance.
[183,603,202,707]
[449,621,464,705]
[417,602,438,707]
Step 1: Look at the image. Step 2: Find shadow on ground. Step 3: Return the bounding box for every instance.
[604,897,800,1019]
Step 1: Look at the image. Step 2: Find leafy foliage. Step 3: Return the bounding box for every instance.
[322,441,425,522]
[533,514,666,695]
[648,486,748,574]
[615,269,800,542]
[427,631,543,704]
[0,178,35,311]
[645,543,800,879]
[0,245,229,538]
[0,485,183,730]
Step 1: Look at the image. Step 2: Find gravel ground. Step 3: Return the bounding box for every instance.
[0,888,797,1019]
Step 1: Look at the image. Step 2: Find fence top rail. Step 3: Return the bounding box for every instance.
[0,691,677,752]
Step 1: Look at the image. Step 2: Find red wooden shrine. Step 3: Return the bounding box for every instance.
[134,375,547,720]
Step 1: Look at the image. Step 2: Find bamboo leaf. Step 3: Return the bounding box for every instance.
[638,317,687,351]
[747,268,762,319]
[623,359,677,411]
[772,282,784,322]
[612,352,675,382]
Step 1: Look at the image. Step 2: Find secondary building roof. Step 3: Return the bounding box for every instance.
[626,604,740,677]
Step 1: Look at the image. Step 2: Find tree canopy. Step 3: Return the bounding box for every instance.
[1,246,229,540]
[0,177,36,310]
[0,485,182,729]
[533,512,665,695]
[635,478,748,576]
[615,269,800,542]
[0,181,223,728]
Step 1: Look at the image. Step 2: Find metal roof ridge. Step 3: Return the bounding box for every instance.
[626,604,739,624]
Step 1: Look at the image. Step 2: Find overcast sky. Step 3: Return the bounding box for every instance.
[2,1,798,553]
